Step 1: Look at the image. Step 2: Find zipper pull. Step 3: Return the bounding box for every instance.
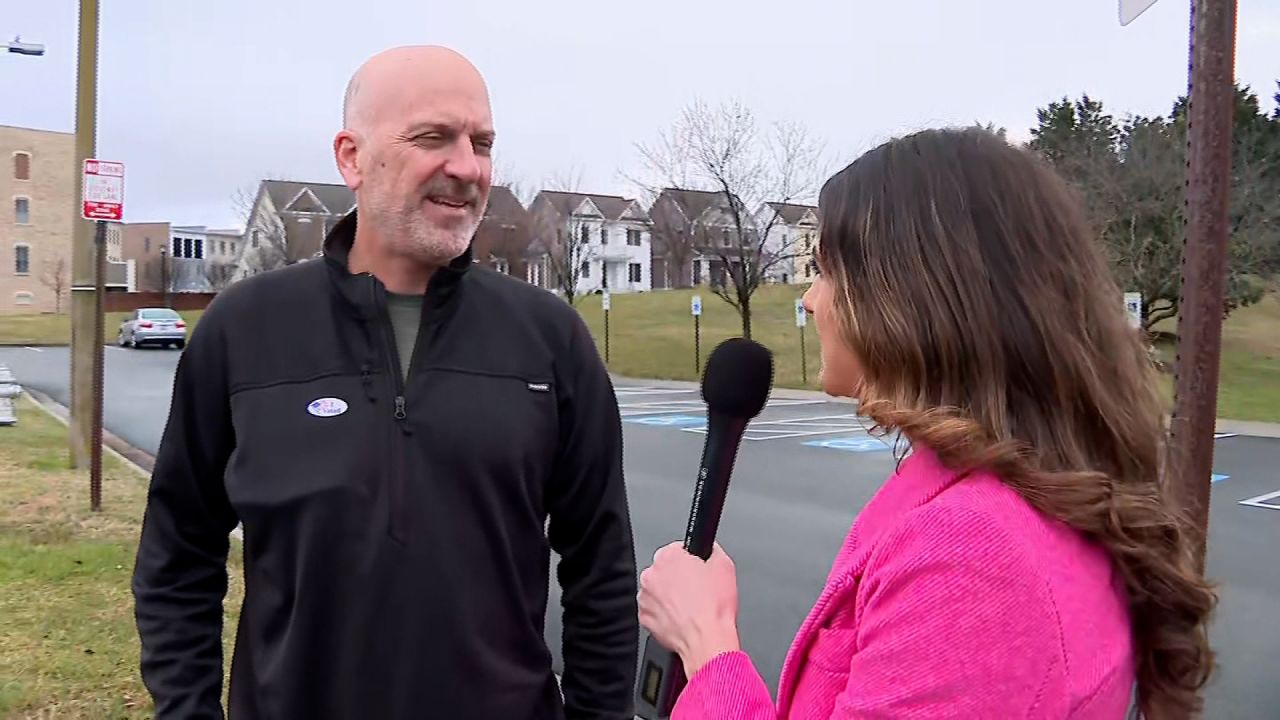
[394,395,407,420]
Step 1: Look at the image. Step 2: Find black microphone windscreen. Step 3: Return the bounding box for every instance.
[701,338,774,419]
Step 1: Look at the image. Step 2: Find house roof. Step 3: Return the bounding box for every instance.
[657,188,748,223]
[537,190,646,222]
[483,186,526,221]
[765,201,817,225]
[263,180,355,215]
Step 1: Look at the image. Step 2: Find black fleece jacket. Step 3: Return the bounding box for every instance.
[131,211,639,719]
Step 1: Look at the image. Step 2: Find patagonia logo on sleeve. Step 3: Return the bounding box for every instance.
[526,382,550,393]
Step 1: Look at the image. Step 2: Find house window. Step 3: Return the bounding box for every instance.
[13,153,31,181]
[14,197,30,224]
[579,224,589,245]
[14,244,31,274]
[721,228,731,246]
[580,261,590,278]
[600,226,608,244]
[144,237,151,253]
[629,263,642,283]
[627,229,642,246]
[14,291,34,306]
[252,230,261,248]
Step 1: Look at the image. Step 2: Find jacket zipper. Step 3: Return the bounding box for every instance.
[369,275,411,544]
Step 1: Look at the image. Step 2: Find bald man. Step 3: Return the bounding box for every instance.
[132,46,639,719]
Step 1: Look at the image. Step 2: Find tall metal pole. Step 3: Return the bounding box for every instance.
[68,0,100,470]
[1165,0,1237,574]
[91,220,105,510]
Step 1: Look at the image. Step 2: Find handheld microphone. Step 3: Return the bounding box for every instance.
[635,337,774,719]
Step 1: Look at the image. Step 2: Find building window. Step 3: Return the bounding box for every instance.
[252,230,261,248]
[627,229,642,246]
[629,263,642,283]
[144,237,151,253]
[721,228,731,246]
[600,226,608,245]
[14,244,31,275]
[172,236,204,260]
[13,153,31,181]
[14,197,30,224]
[579,224,589,245]
[14,291,33,306]
[580,261,590,278]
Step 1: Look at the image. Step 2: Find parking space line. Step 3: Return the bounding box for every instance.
[614,387,697,397]
[676,413,867,441]
[1239,490,1280,511]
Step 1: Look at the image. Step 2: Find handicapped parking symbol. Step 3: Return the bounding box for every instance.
[803,436,891,453]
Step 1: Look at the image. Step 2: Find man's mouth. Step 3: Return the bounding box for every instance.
[427,196,471,209]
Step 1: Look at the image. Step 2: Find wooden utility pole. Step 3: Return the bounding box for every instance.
[1165,0,1238,573]
[68,0,100,471]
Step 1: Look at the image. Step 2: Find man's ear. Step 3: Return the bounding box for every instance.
[334,130,362,191]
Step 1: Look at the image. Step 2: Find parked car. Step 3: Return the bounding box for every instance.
[117,307,187,349]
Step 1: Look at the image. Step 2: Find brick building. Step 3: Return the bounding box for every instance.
[1,125,75,314]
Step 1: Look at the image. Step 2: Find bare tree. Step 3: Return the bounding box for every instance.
[202,261,238,292]
[633,98,826,337]
[40,254,69,314]
[527,168,597,306]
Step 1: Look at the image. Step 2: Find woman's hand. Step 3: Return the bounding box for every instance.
[638,541,742,675]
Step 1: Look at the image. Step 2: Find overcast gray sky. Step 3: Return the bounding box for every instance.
[4,0,1277,229]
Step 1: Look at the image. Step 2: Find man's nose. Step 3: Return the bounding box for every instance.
[443,139,483,185]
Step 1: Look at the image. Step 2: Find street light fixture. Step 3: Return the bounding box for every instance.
[6,36,45,56]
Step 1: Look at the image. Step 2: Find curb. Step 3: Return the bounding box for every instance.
[608,374,1280,439]
[21,387,155,478]
[21,388,246,541]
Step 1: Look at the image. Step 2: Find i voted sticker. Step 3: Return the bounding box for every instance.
[307,397,348,418]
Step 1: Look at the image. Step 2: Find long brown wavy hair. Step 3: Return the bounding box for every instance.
[815,127,1216,718]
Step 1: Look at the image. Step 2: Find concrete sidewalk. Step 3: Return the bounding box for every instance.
[609,374,1280,439]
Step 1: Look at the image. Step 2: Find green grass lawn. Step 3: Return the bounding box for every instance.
[574,284,1280,424]
[1,286,1275,422]
[0,310,204,347]
[0,396,243,717]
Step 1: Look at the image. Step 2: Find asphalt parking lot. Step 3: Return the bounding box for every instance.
[2,346,1277,715]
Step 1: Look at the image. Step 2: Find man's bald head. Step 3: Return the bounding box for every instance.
[333,45,495,278]
[341,45,488,134]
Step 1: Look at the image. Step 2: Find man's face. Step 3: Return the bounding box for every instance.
[357,75,494,266]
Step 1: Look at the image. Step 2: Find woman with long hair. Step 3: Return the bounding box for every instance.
[637,127,1217,719]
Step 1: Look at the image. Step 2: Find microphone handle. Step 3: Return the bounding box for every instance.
[636,413,749,719]
[684,414,748,558]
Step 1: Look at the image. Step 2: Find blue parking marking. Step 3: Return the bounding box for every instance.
[802,436,892,453]
[624,414,706,428]
[1212,474,1229,483]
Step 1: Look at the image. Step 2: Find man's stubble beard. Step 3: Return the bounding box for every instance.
[366,192,485,267]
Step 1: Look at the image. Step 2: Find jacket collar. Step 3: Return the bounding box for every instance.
[323,209,473,319]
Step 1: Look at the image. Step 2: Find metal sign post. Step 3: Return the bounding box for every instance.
[78,158,122,512]
[691,295,702,373]
[602,291,611,365]
[795,299,808,385]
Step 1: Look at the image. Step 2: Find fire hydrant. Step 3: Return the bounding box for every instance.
[0,364,22,426]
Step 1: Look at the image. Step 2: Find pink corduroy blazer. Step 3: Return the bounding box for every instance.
[672,446,1137,719]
